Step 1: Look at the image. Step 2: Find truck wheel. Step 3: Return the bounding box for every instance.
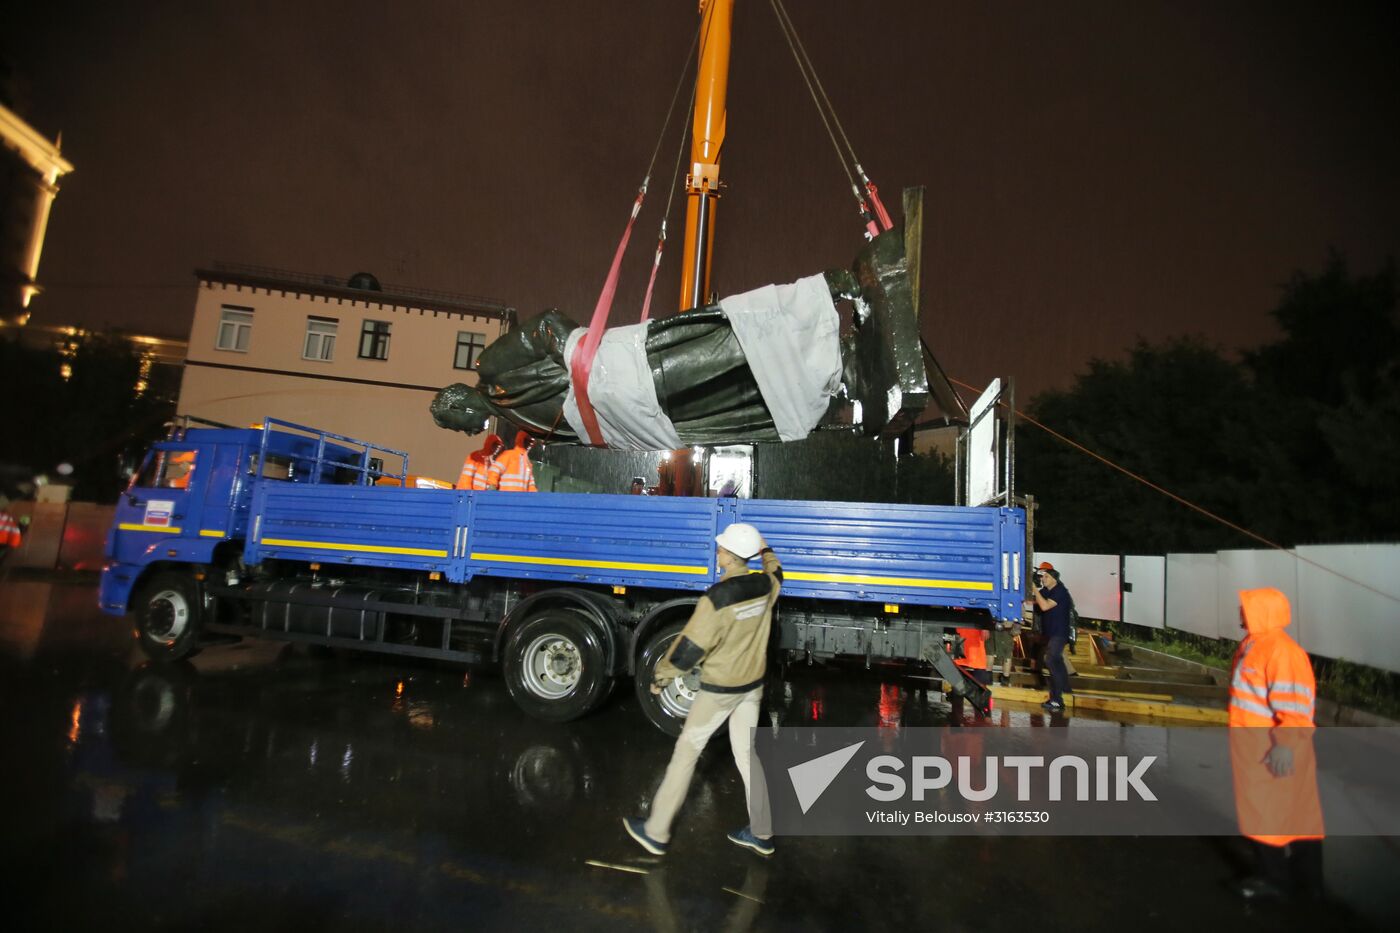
[635,621,699,737]
[503,609,613,722]
[134,571,203,662]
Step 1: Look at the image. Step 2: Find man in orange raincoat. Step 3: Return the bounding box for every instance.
[1229,587,1324,901]
[470,434,506,490]
[456,450,484,490]
[490,431,538,492]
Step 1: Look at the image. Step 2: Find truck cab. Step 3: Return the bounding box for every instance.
[100,421,396,616]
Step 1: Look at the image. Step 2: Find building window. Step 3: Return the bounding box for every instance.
[304,316,338,361]
[358,320,391,360]
[216,306,253,352]
[454,331,487,370]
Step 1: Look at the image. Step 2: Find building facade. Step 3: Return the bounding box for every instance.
[1,102,73,324]
[179,264,514,482]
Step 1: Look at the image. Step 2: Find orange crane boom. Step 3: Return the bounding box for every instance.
[678,0,734,310]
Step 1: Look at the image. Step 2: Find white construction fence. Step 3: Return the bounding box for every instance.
[1037,546,1400,675]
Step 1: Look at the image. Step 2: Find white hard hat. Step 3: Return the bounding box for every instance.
[715,523,762,560]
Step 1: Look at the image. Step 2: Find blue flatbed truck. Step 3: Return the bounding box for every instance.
[100,418,1027,733]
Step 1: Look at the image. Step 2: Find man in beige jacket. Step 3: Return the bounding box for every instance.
[625,522,781,857]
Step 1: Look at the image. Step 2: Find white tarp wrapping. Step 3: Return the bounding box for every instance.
[562,324,682,450]
[719,274,843,442]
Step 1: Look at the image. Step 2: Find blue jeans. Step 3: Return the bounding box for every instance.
[1044,635,1071,702]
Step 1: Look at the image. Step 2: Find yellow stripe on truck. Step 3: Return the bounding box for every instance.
[260,537,449,558]
[784,570,994,591]
[470,552,709,576]
[200,530,225,538]
[118,523,182,534]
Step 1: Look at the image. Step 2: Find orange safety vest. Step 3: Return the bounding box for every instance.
[1228,587,1323,846]
[457,456,482,491]
[473,457,498,490]
[490,446,537,492]
[0,511,20,548]
[955,627,988,671]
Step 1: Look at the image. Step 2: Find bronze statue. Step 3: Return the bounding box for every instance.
[431,221,954,450]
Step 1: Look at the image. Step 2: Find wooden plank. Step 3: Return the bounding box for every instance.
[990,685,1228,724]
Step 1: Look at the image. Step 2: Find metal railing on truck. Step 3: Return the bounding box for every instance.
[254,417,410,487]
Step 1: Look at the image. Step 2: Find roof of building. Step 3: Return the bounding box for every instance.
[196,262,516,324]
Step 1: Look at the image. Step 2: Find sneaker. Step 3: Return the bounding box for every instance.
[727,825,775,857]
[622,817,668,856]
[1042,699,1064,711]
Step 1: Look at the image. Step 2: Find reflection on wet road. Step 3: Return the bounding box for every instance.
[1,576,1393,930]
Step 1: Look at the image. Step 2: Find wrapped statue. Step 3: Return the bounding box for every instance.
[431,221,959,451]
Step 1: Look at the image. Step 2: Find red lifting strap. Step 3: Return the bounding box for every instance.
[639,219,667,323]
[570,188,647,446]
[866,180,894,232]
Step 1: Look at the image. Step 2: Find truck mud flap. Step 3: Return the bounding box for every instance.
[921,638,992,715]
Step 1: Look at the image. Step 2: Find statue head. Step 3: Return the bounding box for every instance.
[430,383,491,435]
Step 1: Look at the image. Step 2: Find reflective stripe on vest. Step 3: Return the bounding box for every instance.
[457,460,478,490]
[1229,694,1274,720]
[1229,635,1317,727]
[495,450,535,492]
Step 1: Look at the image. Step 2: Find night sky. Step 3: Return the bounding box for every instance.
[4,0,1397,400]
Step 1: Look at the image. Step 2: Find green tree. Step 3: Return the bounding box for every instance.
[1020,338,1256,553]
[1018,255,1399,554]
[1239,254,1400,544]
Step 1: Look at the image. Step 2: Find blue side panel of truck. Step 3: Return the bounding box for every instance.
[736,498,1026,620]
[236,483,1026,621]
[244,483,459,573]
[464,491,720,591]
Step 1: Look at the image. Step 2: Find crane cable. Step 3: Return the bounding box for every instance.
[936,369,1400,607]
[768,0,893,237]
[641,55,700,323]
[569,19,702,445]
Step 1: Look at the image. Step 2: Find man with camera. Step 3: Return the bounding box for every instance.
[1030,561,1075,711]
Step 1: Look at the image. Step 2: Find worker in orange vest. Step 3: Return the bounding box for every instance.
[1,508,21,548]
[456,450,486,490]
[490,431,538,492]
[471,434,506,491]
[1228,587,1324,901]
[951,626,992,718]
[166,451,195,489]
[954,627,990,684]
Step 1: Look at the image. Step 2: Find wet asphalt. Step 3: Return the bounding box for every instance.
[1,573,1395,932]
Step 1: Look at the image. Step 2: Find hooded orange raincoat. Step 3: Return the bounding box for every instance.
[490,431,538,492]
[472,434,506,491]
[1229,587,1324,846]
[456,450,486,490]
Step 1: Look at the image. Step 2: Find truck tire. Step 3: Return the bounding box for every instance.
[635,621,700,737]
[134,571,203,662]
[502,609,613,722]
